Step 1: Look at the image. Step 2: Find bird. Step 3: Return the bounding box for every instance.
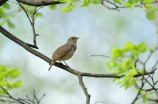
[48,36,79,71]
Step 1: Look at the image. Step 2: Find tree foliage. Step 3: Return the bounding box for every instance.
[0,65,21,96]
[0,0,158,104]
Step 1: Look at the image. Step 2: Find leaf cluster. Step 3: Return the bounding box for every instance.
[106,41,147,89]
[0,2,15,29]
[0,65,22,96]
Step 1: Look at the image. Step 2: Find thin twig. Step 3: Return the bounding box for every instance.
[91,55,122,62]
[18,3,39,48]
[31,6,38,46]
[77,74,90,104]
[0,86,25,104]
[18,3,32,24]
[0,86,45,104]
[95,101,106,104]
[131,79,145,104]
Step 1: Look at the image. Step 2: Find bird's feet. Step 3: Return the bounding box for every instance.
[63,61,69,67]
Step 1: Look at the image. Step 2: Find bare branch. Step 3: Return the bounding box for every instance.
[31,6,38,46]
[0,0,8,6]
[144,48,157,65]
[0,86,26,104]
[0,86,45,104]
[77,74,90,104]
[16,0,62,6]
[148,98,158,103]
[95,101,106,104]
[18,3,32,24]
[18,3,39,49]
[131,79,145,104]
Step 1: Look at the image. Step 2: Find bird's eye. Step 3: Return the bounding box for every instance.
[72,38,74,40]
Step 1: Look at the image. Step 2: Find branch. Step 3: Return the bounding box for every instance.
[148,98,158,103]
[0,0,8,6]
[0,86,45,104]
[131,78,145,104]
[31,7,38,46]
[16,0,62,6]
[18,3,39,48]
[0,26,156,78]
[100,0,158,11]
[100,0,141,11]
[0,26,157,104]
[0,86,25,104]
[77,74,90,104]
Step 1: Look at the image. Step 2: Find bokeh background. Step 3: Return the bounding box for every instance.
[0,1,158,104]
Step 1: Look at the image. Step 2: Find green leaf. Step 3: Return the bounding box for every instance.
[48,5,57,10]
[146,11,156,20]
[0,88,7,95]
[144,3,152,8]
[148,7,158,11]
[13,80,22,88]
[140,0,153,3]
[10,68,20,78]
[7,21,15,29]
[80,0,91,7]
[116,78,124,85]
[0,8,5,17]
[148,47,153,52]
[0,73,4,81]
[59,0,68,2]
[124,41,135,51]
[2,2,10,9]
[113,78,117,82]
[127,68,137,75]
[124,1,131,7]
[111,47,122,58]
[124,0,137,8]
[136,42,147,52]
[61,2,75,12]
[92,0,100,4]
[80,2,91,7]
[0,20,6,26]
[34,12,43,19]
[157,28,158,34]
[122,59,130,69]
[7,80,22,89]
[114,0,122,5]
[0,65,6,72]
[5,68,20,78]
[0,81,7,86]
[142,96,148,102]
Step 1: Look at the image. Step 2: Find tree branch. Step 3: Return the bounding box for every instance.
[0,86,45,104]
[0,0,8,6]
[16,0,62,6]
[148,98,158,103]
[0,26,155,78]
[131,78,145,104]
[18,3,39,48]
[77,74,90,104]
[0,26,157,104]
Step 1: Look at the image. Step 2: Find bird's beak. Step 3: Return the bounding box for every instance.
[77,37,79,39]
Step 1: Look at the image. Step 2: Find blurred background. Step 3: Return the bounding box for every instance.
[0,1,158,104]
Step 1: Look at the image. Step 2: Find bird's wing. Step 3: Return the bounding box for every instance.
[52,44,73,61]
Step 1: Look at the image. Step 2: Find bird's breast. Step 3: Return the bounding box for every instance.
[58,50,74,61]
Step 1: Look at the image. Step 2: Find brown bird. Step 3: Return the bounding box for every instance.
[48,36,79,71]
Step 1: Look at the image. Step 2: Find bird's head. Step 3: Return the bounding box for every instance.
[67,36,79,45]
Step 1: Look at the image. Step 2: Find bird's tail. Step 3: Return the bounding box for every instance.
[48,60,55,71]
